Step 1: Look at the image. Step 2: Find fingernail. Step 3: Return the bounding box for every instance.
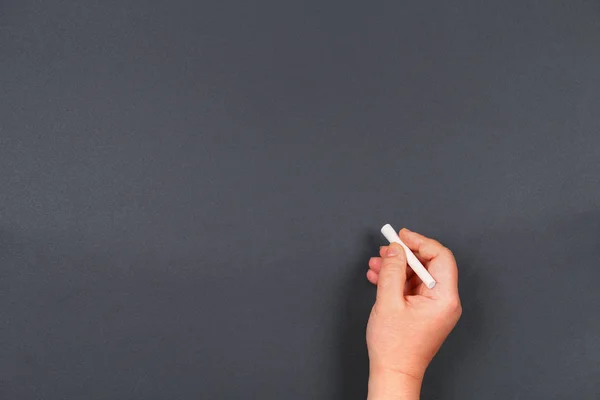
[387,244,400,257]
[404,227,412,233]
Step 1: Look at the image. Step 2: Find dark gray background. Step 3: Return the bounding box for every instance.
[2,1,599,399]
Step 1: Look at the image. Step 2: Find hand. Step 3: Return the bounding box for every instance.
[366,228,462,400]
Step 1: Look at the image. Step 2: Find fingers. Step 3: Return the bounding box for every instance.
[368,261,432,296]
[379,246,388,258]
[367,246,406,285]
[369,246,414,277]
[370,255,414,276]
[375,242,407,305]
[369,229,459,301]
[399,228,445,261]
[366,269,378,285]
[399,228,459,298]
[368,257,382,273]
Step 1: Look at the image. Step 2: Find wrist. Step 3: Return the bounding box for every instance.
[367,368,423,400]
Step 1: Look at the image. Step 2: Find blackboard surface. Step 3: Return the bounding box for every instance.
[2,1,600,399]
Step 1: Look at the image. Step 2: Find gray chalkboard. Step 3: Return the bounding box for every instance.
[2,1,599,399]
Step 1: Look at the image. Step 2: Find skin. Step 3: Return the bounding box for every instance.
[366,228,462,400]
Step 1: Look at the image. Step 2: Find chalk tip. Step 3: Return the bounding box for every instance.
[426,281,437,289]
[381,223,394,234]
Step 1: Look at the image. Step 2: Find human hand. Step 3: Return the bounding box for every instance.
[366,228,461,399]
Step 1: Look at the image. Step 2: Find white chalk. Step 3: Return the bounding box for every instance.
[380,224,436,289]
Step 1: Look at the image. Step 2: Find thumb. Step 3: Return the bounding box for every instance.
[376,242,407,305]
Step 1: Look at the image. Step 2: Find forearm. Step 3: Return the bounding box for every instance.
[367,369,422,400]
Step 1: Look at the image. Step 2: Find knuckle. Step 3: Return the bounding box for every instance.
[442,296,462,314]
[441,247,454,258]
[431,238,443,246]
[382,259,404,270]
[427,238,443,249]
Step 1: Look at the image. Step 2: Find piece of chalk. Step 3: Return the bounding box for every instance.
[380,224,437,289]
